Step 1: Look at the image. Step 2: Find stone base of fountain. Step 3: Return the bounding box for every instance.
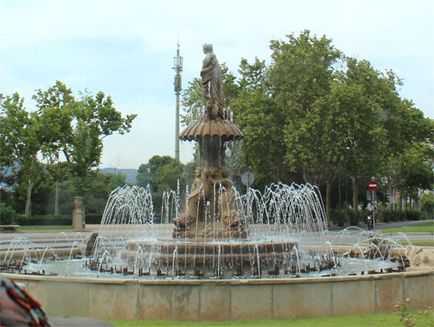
[85,239,307,277]
[127,239,298,256]
[172,222,247,239]
[7,269,433,320]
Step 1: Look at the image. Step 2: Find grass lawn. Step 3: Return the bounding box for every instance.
[399,239,434,247]
[109,311,434,327]
[380,226,434,233]
[412,221,434,227]
[17,225,73,232]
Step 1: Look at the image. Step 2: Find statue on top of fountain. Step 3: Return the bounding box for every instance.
[173,43,246,239]
[201,43,226,121]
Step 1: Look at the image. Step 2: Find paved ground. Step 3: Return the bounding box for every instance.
[0,231,88,252]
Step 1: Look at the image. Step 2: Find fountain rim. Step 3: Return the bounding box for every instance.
[4,269,433,285]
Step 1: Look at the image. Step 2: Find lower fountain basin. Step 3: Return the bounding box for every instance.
[5,269,433,320]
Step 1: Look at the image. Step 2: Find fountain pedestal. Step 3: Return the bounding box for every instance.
[173,118,245,239]
[172,43,247,240]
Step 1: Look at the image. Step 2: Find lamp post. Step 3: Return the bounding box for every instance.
[173,42,183,162]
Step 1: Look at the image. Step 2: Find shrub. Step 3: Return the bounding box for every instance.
[348,210,363,226]
[15,215,71,226]
[85,214,102,224]
[404,210,421,221]
[420,193,434,218]
[376,208,422,222]
[14,213,103,225]
[330,209,348,227]
[0,203,18,225]
[330,209,364,227]
[377,208,396,223]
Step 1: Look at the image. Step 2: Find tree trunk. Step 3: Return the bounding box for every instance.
[398,191,403,211]
[326,181,332,226]
[54,179,59,216]
[351,176,358,212]
[25,177,33,217]
[389,185,393,210]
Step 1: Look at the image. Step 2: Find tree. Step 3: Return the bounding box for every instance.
[269,30,343,184]
[383,143,434,209]
[333,60,389,210]
[83,171,126,215]
[231,58,291,187]
[0,82,137,217]
[53,171,126,216]
[373,72,433,210]
[262,31,342,218]
[180,30,432,220]
[137,155,185,217]
[33,82,137,196]
[421,192,434,218]
[68,119,103,194]
[33,81,74,214]
[0,93,42,216]
[68,90,136,195]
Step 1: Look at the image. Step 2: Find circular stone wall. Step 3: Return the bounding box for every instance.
[6,269,433,320]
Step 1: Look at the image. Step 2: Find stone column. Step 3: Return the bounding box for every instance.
[72,196,85,231]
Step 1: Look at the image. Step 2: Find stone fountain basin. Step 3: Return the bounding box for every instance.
[5,269,433,320]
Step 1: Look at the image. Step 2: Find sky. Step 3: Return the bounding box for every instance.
[1,0,433,169]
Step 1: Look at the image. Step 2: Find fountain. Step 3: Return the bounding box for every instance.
[1,44,432,321]
[88,183,335,279]
[87,43,335,278]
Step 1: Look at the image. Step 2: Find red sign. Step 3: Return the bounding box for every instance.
[368,181,378,191]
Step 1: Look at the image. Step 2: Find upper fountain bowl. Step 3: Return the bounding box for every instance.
[179,117,244,142]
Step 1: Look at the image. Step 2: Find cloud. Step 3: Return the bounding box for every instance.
[1,0,433,168]
[101,101,195,168]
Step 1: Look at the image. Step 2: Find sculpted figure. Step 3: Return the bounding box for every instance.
[201,43,225,119]
[174,168,208,227]
[172,166,245,238]
[173,44,246,239]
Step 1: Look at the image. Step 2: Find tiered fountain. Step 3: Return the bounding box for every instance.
[115,43,328,277]
[86,44,380,278]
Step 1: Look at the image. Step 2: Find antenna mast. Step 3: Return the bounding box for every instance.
[173,42,183,161]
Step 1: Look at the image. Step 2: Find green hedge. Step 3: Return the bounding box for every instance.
[330,209,364,227]
[14,213,102,226]
[377,208,422,222]
[329,208,423,227]
[85,214,103,224]
[0,203,18,225]
[405,210,421,221]
[15,215,71,226]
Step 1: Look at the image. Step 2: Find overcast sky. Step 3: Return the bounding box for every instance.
[1,0,433,169]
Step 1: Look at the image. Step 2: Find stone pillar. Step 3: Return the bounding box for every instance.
[72,196,85,231]
[199,136,225,169]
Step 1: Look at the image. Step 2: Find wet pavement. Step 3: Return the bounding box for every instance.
[0,220,432,255]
